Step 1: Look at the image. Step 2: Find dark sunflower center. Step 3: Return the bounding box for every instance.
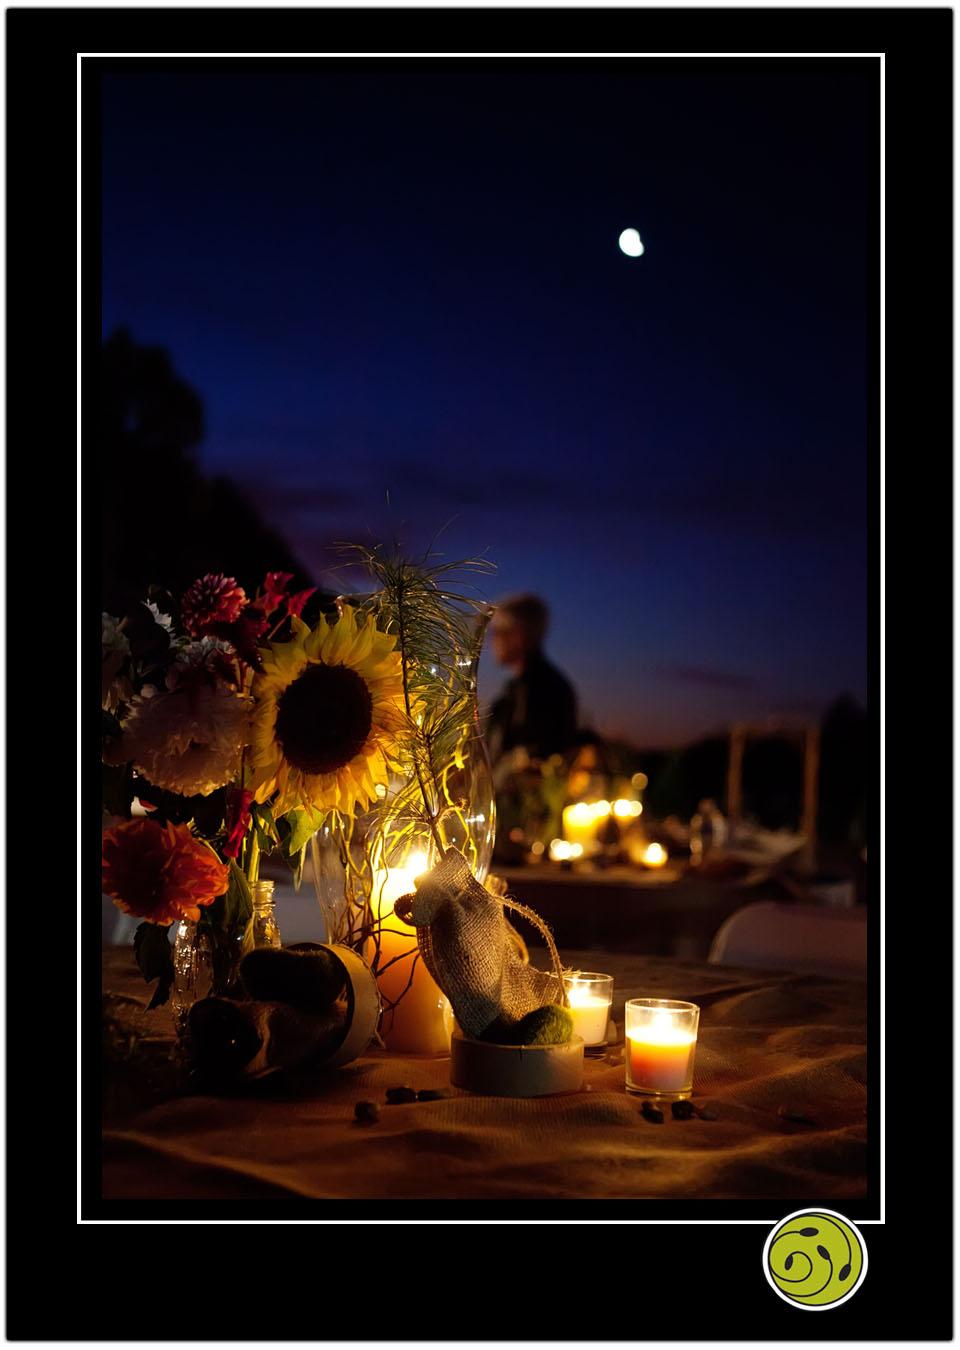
[275,662,373,775]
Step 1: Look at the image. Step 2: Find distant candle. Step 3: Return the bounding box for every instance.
[562,801,611,853]
[641,841,668,869]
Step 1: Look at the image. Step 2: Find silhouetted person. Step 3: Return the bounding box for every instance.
[486,595,578,765]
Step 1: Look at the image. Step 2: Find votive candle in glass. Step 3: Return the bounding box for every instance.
[562,972,614,1048]
[625,998,699,1098]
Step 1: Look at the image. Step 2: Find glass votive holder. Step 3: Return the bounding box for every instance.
[563,972,614,1052]
[625,998,700,1099]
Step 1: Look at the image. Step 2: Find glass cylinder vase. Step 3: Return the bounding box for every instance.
[310,605,497,1055]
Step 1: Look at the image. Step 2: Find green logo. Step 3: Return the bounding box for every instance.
[763,1209,868,1310]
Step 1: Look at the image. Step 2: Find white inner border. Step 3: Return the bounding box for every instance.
[79,48,884,1229]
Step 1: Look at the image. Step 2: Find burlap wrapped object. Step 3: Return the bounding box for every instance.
[395,849,565,1039]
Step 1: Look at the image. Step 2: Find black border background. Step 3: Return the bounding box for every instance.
[5,5,950,1341]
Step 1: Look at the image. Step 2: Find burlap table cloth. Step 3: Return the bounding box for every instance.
[101,946,867,1201]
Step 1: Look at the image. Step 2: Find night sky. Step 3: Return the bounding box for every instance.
[102,66,870,747]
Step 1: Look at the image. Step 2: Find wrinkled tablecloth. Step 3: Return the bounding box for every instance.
[101,946,867,1201]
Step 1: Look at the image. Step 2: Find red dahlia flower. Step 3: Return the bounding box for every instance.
[101,817,230,925]
[181,574,247,637]
[223,787,255,859]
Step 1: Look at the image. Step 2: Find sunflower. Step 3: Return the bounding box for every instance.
[250,607,406,818]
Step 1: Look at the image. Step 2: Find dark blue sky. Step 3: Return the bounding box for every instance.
[102,66,870,746]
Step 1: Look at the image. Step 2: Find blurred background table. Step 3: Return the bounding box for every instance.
[497,863,791,959]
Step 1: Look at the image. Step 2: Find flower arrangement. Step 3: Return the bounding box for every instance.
[101,553,496,1023]
[102,570,325,1006]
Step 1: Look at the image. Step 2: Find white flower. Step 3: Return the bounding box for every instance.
[102,613,130,659]
[166,637,236,691]
[145,601,174,634]
[108,684,251,797]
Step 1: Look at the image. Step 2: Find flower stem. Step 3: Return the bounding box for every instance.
[246,826,260,886]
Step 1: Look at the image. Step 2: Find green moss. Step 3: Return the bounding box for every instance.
[480,1004,574,1046]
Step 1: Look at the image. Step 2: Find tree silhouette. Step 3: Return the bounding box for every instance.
[100,328,311,613]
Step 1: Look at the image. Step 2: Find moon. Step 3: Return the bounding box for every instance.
[618,228,645,257]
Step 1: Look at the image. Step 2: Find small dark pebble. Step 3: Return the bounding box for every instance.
[696,1103,719,1121]
[385,1086,418,1104]
[416,1088,452,1102]
[354,1101,380,1124]
[671,1099,695,1120]
[778,1105,818,1127]
[641,1101,664,1124]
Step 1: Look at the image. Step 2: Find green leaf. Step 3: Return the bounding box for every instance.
[204,859,253,939]
[240,915,256,958]
[253,802,280,848]
[197,861,253,994]
[285,806,325,857]
[133,921,174,1008]
[225,860,254,933]
[290,843,306,891]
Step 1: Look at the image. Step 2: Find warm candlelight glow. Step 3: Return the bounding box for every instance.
[641,841,668,868]
[625,999,700,1097]
[369,849,452,1054]
[628,1010,695,1047]
[549,838,584,862]
[562,800,612,851]
[613,798,643,819]
[563,972,614,1047]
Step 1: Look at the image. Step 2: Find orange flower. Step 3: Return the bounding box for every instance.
[101,818,230,925]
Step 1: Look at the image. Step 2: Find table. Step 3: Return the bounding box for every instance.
[496,863,789,959]
[101,946,867,1202]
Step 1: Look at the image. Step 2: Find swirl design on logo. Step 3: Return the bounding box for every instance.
[763,1209,867,1310]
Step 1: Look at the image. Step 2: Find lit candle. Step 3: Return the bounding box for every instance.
[641,841,668,869]
[368,852,452,1055]
[562,972,613,1047]
[562,801,611,852]
[548,838,584,862]
[625,999,700,1098]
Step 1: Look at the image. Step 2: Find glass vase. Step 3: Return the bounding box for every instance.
[170,920,216,1038]
[251,879,282,949]
[309,610,497,1054]
[170,918,245,1039]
